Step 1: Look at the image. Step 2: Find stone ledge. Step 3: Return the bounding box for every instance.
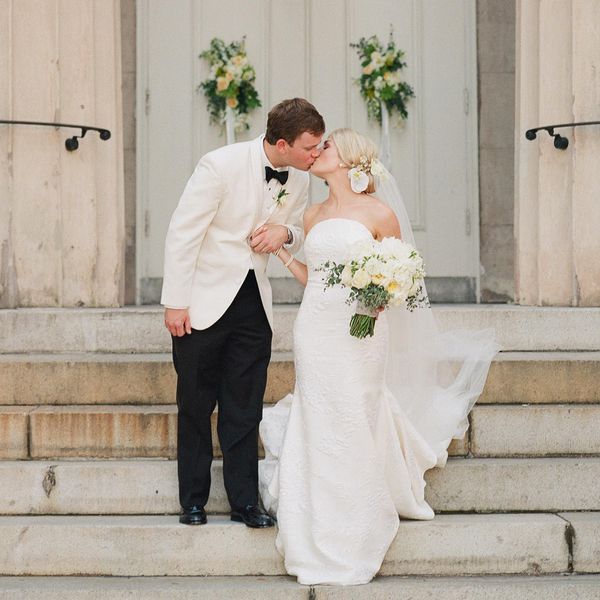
[2,305,600,353]
[1,457,598,516]
[1,574,600,600]
[3,351,600,406]
[471,404,600,456]
[0,513,568,576]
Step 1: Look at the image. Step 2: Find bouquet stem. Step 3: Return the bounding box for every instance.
[349,313,376,338]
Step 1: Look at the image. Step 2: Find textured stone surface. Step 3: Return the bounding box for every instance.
[0,576,307,600]
[0,407,30,459]
[480,352,600,404]
[0,514,568,576]
[381,513,567,576]
[22,405,467,460]
[29,406,177,459]
[560,512,600,573]
[0,353,294,405]
[3,351,600,406]
[1,575,600,600]
[2,457,597,516]
[3,306,600,353]
[471,405,600,456]
[315,574,600,599]
[425,457,600,512]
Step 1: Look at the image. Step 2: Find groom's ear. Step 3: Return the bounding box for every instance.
[275,139,289,153]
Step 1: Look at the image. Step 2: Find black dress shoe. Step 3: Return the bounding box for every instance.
[230,504,275,528]
[179,505,207,525]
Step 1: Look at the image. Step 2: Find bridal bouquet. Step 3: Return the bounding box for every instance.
[319,237,428,339]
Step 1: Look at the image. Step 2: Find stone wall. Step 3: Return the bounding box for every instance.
[121,0,136,305]
[0,0,125,308]
[477,0,516,302]
[516,0,600,306]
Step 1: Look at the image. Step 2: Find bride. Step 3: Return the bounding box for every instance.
[259,128,498,586]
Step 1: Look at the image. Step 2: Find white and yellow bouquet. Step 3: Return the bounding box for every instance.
[319,237,428,338]
[198,37,261,133]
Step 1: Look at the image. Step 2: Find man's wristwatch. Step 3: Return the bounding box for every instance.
[285,227,293,245]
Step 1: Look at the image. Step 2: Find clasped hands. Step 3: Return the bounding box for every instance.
[249,223,288,254]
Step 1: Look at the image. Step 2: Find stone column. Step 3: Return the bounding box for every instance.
[515,0,600,306]
[0,0,124,308]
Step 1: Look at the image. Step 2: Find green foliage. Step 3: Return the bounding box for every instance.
[350,28,415,124]
[198,37,261,132]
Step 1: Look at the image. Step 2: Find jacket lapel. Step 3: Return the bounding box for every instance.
[249,135,269,228]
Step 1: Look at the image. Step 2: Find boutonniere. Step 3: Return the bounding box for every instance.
[273,188,289,207]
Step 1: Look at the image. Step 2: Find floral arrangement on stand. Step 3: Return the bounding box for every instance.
[198,37,261,144]
[350,29,415,167]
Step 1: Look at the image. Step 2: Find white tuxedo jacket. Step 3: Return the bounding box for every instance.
[161,135,308,330]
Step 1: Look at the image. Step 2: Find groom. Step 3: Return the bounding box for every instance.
[161,98,325,527]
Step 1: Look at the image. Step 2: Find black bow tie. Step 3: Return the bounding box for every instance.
[265,166,289,185]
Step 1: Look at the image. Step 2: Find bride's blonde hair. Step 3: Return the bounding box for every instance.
[330,128,378,194]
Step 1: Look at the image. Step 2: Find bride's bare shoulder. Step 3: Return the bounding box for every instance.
[368,196,401,237]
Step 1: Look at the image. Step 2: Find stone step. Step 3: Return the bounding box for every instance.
[0,352,294,406]
[4,402,597,460]
[471,404,600,456]
[3,351,600,406]
[1,575,600,600]
[0,513,572,576]
[2,457,598,515]
[3,305,600,353]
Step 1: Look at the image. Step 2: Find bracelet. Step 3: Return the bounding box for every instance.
[284,254,295,268]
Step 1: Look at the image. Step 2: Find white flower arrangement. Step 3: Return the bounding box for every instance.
[319,237,428,338]
[198,37,261,133]
[347,156,386,193]
[350,29,415,125]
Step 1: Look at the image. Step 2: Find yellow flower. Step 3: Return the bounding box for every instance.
[216,77,229,92]
[226,97,239,108]
[387,281,399,294]
[363,63,375,75]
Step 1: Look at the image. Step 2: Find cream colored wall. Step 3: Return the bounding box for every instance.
[516,0,600,306]
[0,0,125,308]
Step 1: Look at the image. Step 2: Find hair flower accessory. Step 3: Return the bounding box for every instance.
[349,168,369,193]
[370,158,386,178]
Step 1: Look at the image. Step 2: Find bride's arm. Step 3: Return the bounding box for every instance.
[273,208,319,287]
[274,246,308,287]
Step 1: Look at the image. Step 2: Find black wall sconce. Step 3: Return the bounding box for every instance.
[0,120,111,151]
[525,121,600,150]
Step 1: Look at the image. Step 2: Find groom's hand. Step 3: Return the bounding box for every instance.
[164,308,192,337]
[250,224,288,254]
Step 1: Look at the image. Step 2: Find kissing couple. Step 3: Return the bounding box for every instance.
[162,97,497,585]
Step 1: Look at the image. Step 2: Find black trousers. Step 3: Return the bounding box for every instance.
[172,270,272,510]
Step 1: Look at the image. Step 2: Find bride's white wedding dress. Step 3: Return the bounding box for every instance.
[259,217,497,586]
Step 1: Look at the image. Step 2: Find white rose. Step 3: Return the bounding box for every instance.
[364,258,384,275]
[341,264,353,287]
[351,268,371,289]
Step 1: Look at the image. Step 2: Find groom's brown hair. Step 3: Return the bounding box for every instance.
[265,98,325,146]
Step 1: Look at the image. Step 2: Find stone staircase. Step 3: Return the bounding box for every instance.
[0,305,599,598]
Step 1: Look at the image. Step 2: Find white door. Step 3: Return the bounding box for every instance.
[137,0,479,303]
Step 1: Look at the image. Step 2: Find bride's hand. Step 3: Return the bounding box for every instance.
[250,224,288,254]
